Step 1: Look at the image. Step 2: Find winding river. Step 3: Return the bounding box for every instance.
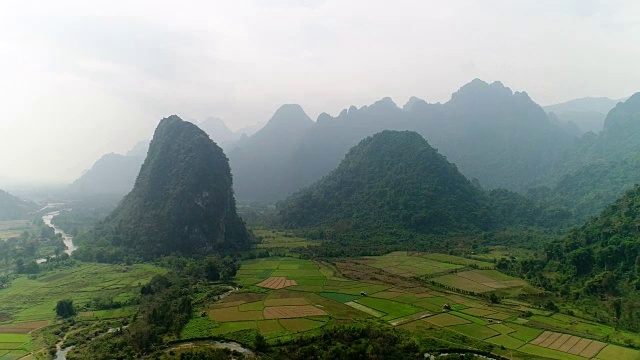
[37,210,76,264]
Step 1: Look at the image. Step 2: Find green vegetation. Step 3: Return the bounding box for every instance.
[74,115,252,262]
[0,262,165,323]
[278,131,493,234]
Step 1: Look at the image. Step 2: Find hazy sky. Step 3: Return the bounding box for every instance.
[1,0,639,184]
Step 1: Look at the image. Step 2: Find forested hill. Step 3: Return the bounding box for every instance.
[230,79,574,203]
[277,131,493,234]
[542,184,640,330]
[75,115,251,261]
[0,189,37,221]
[531,93,640,223]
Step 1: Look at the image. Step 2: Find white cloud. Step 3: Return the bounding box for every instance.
[0,0,639,183]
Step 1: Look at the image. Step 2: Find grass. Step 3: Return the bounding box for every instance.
[420,253,495,269]
[238,301,265,311]
[180,316,219,340]
[505,323,544,342]
[365,253,463,277]
[594,344,640,360]
[0,220,32,240]
[211,321,257,336]
[257,320,286,336]
[424,313,470,327]
[449,311,489,325]
[344,302,384,317]
[355,297,422,321]
[487,323,515,335]
[449,323,499,340]
[485,334,525,349]
[279,318,325,333]
[0,262,165,323]
[318,293,360,303]
[518,344,586,360]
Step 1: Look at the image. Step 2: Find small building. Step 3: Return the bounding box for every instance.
[442,303,451,310]
[360,291,367,296]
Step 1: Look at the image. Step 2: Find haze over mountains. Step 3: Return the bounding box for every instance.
[75,116,251,261]
[544,96,626,134]
[69,117,264,196]
[62,78,640,225]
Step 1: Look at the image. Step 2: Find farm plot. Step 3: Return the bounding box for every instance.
[354,297,422,321]
[420,253,495,269]
[0,321,48,334]
[0,262,165,323]
[263,305,326,319]
[365,253,463,277]
[529,331,608,358]
[594,344,640,360]
[256,277,297,289]
[433,270,532,294]
[0,333,30,357]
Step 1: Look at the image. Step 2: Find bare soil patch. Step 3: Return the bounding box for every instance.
[257,277,297,289]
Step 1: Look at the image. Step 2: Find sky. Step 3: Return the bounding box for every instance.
[0,0,639,184]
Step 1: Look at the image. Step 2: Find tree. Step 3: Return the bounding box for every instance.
[613,298,622,329]
[55,299,76,318]
[489,293,500,304]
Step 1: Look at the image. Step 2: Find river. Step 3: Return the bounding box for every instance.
[37,210,76,264]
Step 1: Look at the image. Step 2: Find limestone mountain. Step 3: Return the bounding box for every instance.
[229,79,574,203]
[228,104,314,202]
[533,93,640,222]
[543,96,625,134]
[82,115,251,260]
[198,117,238,149]
[69,152,145,196]
[0,189,38,221]
[277,131,493,233]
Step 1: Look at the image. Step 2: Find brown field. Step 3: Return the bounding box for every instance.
[209,300,246,309]
[257,277,297,289]
[547,333,572,349]
[530,331,607,357]
[568,338,592,355]
[460,307,495,317]
[0,320,49,334]
[371,291,403,299]
[558,336,581,352]
[579,340,607,358]
[539,332,562,347]
[530,331,553,345]
[263,305,327,319]
[424,313,470,327]
[209,308,264,321]
[224,293,267,303]
[264,298,308,306]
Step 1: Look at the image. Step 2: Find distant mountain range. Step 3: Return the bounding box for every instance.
[68,117,265,197]
[0,189,38,221]
[532,93,640,222]
[543,96,627,134]
[230,79,575,202]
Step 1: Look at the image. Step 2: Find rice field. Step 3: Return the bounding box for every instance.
[208,255,640,359]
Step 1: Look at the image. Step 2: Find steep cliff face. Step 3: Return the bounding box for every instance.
[92,115,251,258]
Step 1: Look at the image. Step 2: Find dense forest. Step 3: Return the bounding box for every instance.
[74,116,252,262]
[277,131,492,233]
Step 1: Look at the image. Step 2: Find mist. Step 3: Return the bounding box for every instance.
[1,0,639,184]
